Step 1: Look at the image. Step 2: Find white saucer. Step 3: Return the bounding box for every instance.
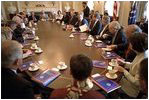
[34,37,39,41]
[102,48,112,51]
[96,40,102,43]
[109,62,118,67]
[105,73,117,79]
[51,68,60,72]
[57,65,67,70]
[35,49,43,54]
[30,46,38,50]
[28,65,40,71]
[69,34,74,38]
[85,42,92,47]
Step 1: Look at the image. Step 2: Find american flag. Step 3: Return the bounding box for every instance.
[128,2,137,25]
[113,1,118,21]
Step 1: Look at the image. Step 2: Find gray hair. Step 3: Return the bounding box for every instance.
[2,40,23,68]
[109,21,121,30]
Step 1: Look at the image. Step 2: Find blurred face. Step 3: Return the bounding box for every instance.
[102,19,107,26]
[109,25,119,34]
[31,12,34,16]
[82,4,86,8]
[70,10,74,16]
[93,16,96,21]
[140,18,145,23]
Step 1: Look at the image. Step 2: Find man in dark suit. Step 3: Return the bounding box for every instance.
[61,11,71,25]
[69,12,79,26]
[98,21,128,57]
[136,17,148,34]
[82,2,90,22]
[74,14,89,31]
[89,14,102,36]
[12,25,25,43]
[28,11,38,22]
[1,40,35,99]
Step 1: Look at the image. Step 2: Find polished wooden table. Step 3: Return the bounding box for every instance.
[23,21,119,90]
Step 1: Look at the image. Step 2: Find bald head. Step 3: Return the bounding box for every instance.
[2,40,23,69]
[125,24,142,38]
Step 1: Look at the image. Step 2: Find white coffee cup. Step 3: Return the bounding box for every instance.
[111,59,118,66]
[59,62,65,67]
[108,70,116,77]
[32,43,37,49]
[85,40,92,46]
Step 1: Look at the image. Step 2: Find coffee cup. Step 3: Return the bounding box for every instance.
[108,70,116,77]
[85,40,92,46]
[111,59,118,66]
[37,48,42,52]
[59,62,65,68]
[32,43,37,49]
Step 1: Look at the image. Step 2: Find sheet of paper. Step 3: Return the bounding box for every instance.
[79,24,88,32]
[92,73,101,78]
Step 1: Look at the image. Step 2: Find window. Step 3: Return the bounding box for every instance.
[87,1,94,10]
[105,1,114,16]
[143,2,148,20]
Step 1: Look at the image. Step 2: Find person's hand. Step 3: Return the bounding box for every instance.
[102,34,108,39]
[23,49,32,55]
[116,58,126,66]
[115,66,125,72]
[107,45,117,50]
[96,35,100,39]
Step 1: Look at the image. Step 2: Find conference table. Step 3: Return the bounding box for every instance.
[23,21,121,90]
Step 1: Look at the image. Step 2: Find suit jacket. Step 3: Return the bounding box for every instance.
[99,26,128,57]
[83,6,90,18]
[1,68,34,99]
[28,15,38,22]
[89,20,102,36]
[61,12,71,24]
[74,19,89,32]
[12,26,25,43]
[69,15,79,26]
[136,22,148,34]
[112,28,128,57]
[50,88,105,99]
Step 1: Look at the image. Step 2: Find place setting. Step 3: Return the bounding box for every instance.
[85,40,93,47]
[57,61,68,71]
[69,34,75,38]
[94,40,107,48]
[28,62,40,72]
[80,33,88,40]
[30,43,43,54]
[23,49,34,59]
[23,34,35,40]
[102,50,118,59]
[92,60,108,68]
[84,35,94,47]
[34,36,40,41]
[105,66,118,79]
